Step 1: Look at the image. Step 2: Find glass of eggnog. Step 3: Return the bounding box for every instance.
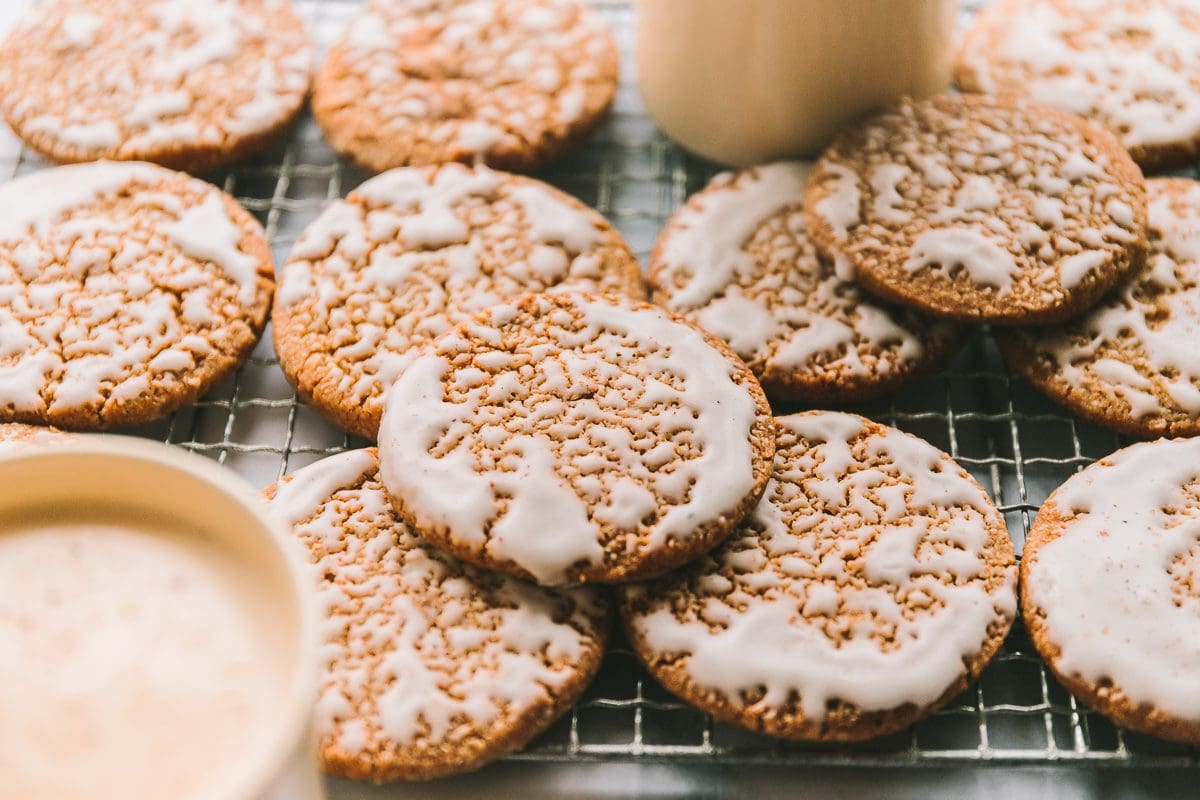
[0,437,321,800]
[636,0,960,165]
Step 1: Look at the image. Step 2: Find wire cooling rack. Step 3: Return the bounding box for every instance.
[4,0,1196,777]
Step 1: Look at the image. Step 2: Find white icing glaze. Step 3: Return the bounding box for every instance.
[0,161,162,242]
[60,12,102,49]
[628,411,1016,720]
[270,449,378,527]
[1028,437,1200,720]
[509,184,600,253]
[962,1,1200,149]
[903,227,1018,292]
[378,294,762,585]
[813,163,861,235]
[1045,181,1200,419]
[7,0,311,158]
[163,194,259,303]
[1058,250,1108,289]
[281,450,602,749]
[659,162,810,309]
[276,165,634,427]
[654,162,932,382]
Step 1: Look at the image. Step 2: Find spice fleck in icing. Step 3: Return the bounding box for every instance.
[804,94,1148,323]
[621,411,1017,740]
[0,0,311,171]
[377,292,775,586]
[273,163,643,439]
[1023,437,1200,740]
[267,449,606,781]
[650,162,957,403]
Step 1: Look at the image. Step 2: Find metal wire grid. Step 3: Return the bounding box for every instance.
[2,0,1195,772]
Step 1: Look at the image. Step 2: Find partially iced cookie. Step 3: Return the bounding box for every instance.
[377,292,776,586]
[957,0,1200,171]
[805,94,1148,324]
[0,162,274,430]
[313,0,618,173]
[620,411,1017,741]
[266,448,607,781]
[1001,178,1200,438]
[0,0,311,172]
[650,162,958,403]
[273,163,643,439]
[1023,437,1200,745]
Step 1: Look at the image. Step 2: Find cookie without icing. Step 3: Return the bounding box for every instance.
[805,94,1149,324]
[0,162,274,430]
[1000,179,1200,439]
[957,0,1200,172]
[376,292,776,586]
[619,411,1017,741]
[266,449,606,781]
[313,0,618,173]
[1023,437,1200,745]
[0,0,311,173]
[649,162,959,404]
[273,163,644,440]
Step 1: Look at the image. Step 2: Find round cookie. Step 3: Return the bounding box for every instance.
[273,163,644,439]
[376,291,777,586]
[956,0,1200,172]
[804,94,1149,324]
[313,0,618,173]
[266,449,607,781]
[1022,437,1200,745]
[0,162,274,430]
[1000,179,1200,439]
[649,161,959,404]
[0,0,311,173]
[619,411,1017,741]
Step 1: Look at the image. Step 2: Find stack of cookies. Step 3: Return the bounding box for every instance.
[3,0,1200,785]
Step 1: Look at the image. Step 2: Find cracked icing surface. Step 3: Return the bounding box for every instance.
[957,0,1200,171]
[1001,179,1200,438]
[376,292,776,586]
[650,162,958,403]
[0,162,273,430]
[273,163,643,439]
[313,0,618,173]
[266,449,606,781]
[804,94,1148,324]
[619,411,1017,741]
[1023,437,1200,744]
[0,0,311,172]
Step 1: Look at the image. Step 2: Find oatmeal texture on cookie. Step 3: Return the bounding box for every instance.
[268,449,606,781]
[0,162,274,430]
[314,0,618,172]
[273,163,643,439]
[651,161,958,403]
[376,292,776,586]
[0,0,311,172]
[805,94,1148,324]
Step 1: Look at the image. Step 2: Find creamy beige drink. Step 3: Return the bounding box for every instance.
[636,0,959,165]
[0,514,294,800]
[0,438,318,800]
